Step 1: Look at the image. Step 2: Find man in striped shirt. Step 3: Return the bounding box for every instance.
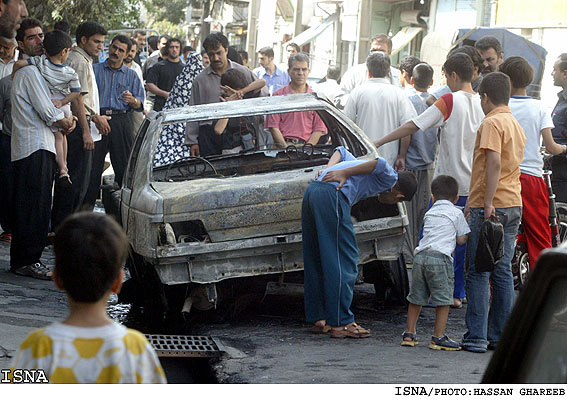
[10,45,76,279]
[85,35,144,208]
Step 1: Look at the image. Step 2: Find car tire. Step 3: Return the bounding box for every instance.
[364,255,409,307]
[101,174,121,224]
[125,249,168,331]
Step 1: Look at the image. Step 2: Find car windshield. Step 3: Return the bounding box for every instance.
[151,106,369,183]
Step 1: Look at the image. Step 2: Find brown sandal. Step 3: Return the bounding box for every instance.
[330,322,371,339]
[311,324,332,334]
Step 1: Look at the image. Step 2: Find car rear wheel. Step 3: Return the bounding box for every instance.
[364,255,409,307]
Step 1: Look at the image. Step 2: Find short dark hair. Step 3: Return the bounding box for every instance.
[443,53,474,82]
[43,30,73,57]
[220,68,248,90]
[412,62,434,89]
[159,34,171,43]
[557,53,567,72]
[475,35,502,56]
[135,30,146,37]
[286,42,300,53]
[75,22,107,45]
[327,65,341,80]
[431,175,458,202]
[147,35,158,51]
[227,46,243,64]
[366,52,390,78]
[395,171,418,202]
[479,72,511,106]
[449,45,483,72]
[238,50,248,61]
[203,32,228,52]
[53,20,70,35]
[16,18,43,43]
[165,37,182,55]
[399,55,421,78]
[499,56,533,89]
[288,52,309,70]
[183,45,194,54]
[54,212,128,303]
[258,46,274,58]
[371,34,392,53]
[200,48,207,55]
[111,34,132,52]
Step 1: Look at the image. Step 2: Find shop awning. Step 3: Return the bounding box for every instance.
[285,12,339,47]
[390,26,423,56]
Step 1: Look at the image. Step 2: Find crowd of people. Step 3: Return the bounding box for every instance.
[306,32,567,355]
[1,0,567,382]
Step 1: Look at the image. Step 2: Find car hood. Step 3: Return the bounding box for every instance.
[151,168,313,242]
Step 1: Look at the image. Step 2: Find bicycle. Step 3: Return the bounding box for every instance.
[512,156,567,289]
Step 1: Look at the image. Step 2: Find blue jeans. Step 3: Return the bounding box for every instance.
[302,181,359,327]
[462,207,521,349]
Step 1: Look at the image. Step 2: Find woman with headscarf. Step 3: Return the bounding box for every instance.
[153,51,204,167]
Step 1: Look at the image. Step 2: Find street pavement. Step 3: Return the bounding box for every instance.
[0,240,492,383]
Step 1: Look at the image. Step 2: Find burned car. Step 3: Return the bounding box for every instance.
[116,93,410,323]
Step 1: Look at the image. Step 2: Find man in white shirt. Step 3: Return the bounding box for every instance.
[375,53,485,308]
[0,35,17,78]
[344,52,416,166]
[313,65,345,106]
[341,34,401,95]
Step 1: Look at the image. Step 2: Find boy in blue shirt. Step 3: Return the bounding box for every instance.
[303,146,417,338]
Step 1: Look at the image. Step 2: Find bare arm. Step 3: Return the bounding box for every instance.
[58,92,81,107]
[395,136,411,171]
[374,121,420,148]
[425,95,436,107]
[484,149,501,219]
[456,234,468,246]
[541,128,567,156]
[269,127,287,148]
[70,95,94,150]
[306,131,323,146]
[146,82,169,99]
[214,118,229,135]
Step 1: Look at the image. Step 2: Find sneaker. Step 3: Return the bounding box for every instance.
[429,335,461,351]
[13,263,52,280]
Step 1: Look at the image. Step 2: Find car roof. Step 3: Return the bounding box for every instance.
[161,93,333,124]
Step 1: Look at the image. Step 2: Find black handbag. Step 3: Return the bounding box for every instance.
[475,216,504,273]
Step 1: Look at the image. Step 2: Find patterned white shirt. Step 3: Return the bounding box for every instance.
[10,322,166,384]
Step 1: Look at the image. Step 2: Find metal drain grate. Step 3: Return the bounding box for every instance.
[145,334,225,358]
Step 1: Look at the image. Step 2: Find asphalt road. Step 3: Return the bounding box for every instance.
[0,238,492,384]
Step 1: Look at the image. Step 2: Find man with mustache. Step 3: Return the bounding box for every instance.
[85,35,144,208]
[186,32,266,157]
[0,0,28,38]
[475,36,504,75]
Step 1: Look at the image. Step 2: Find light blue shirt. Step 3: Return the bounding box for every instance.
[318,146,398,206]
[253,65,290,95]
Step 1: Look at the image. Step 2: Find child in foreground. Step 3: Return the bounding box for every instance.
[401,175,469,350]
[13,29,81,186]
[10,212,166,383]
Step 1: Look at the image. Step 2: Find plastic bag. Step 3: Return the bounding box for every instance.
[475,216,504,273]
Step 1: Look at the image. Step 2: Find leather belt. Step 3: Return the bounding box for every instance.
[285,138,306,144]
[100,109,128,115]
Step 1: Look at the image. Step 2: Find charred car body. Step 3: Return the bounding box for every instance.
[116,93,410,323]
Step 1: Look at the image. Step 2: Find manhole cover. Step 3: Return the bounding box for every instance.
[145,334,225,358]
